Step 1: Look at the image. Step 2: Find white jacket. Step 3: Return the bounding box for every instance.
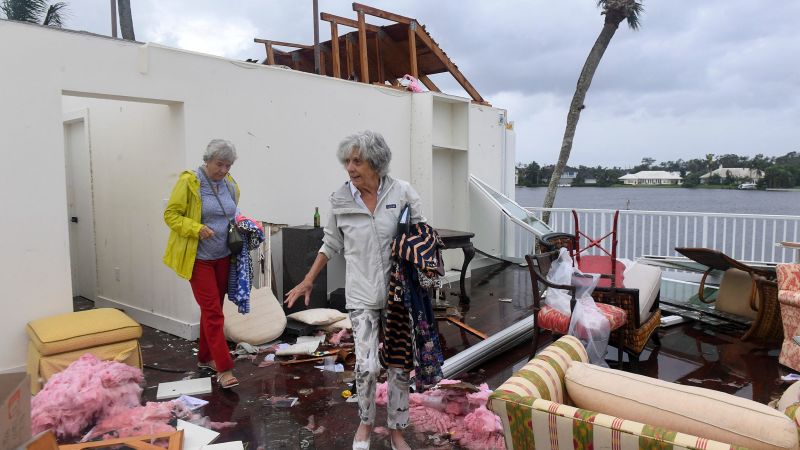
[319,176,426,310]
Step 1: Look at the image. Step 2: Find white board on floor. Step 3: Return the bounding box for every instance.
[176,419,220,450]
[156,377,212,400]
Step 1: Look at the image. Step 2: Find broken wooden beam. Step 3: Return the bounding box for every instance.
[413,27,486,103]
[352,2,413,25]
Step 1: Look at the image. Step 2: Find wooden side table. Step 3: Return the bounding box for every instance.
[436,228,476,303]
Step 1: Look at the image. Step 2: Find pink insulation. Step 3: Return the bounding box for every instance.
[375,379,505,450]
[31,353,236,442]
[85,401,236,440]
[31,353,144,438]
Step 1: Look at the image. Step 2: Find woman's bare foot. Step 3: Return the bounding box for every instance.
[354,422,372,442]
[390,429,411,450]
[352,423,372,449]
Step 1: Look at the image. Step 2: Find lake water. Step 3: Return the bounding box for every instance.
[515,187,800,216]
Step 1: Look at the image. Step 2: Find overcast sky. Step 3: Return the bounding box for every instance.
[56,0,799,167]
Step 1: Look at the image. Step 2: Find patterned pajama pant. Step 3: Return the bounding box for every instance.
[349,308,410,429]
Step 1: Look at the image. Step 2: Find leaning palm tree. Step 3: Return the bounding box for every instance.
[541,0,643,225]
[1,0,67,27]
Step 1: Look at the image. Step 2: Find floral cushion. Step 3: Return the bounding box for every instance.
[780,290,800,304]
[538,303,627,335]
[777,264,800,291]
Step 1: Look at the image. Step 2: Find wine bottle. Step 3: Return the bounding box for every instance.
[313,207,321,228]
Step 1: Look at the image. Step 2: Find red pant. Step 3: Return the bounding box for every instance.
[189,257,233,372]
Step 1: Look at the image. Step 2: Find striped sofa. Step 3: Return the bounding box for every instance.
[488,335,798,450]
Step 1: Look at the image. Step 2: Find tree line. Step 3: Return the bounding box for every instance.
[517,151,800,189]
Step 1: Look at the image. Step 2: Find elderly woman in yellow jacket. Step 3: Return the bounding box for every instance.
[163,139,241,389]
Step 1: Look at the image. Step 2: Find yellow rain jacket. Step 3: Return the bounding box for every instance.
[162,170,240,279]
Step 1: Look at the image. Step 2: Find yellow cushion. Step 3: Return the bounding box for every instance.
[566,362,797,450]
[26,308,142,356]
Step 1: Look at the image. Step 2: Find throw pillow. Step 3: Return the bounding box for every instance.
[566,362,796,450]
[224,287,286,345]
[287,308,347,326]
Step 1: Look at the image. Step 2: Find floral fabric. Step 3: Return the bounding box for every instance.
[538,303,626,335]
[382,222,445,390]
[227,216,265,314]
[778,264,800,291]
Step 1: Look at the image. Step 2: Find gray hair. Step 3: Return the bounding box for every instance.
[336,130,392,177]
[203,139,238,163]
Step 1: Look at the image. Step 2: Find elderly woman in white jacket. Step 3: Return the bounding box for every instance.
[285,130,424,450]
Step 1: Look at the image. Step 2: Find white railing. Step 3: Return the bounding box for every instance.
[512,207,800,264]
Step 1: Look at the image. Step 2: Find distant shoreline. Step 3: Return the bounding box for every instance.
[517,184,800,191]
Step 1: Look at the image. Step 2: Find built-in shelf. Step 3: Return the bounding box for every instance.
[432,143,467,152]
[432,95,469,151]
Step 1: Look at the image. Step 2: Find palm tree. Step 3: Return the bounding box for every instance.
[117,0,134,40]
[541,0,643,225]
[1,0,67,27]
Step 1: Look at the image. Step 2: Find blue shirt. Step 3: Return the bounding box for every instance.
[196,166,237,260]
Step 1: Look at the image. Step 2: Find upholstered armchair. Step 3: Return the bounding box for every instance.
[777,264,800,371]
[524,250,627,365]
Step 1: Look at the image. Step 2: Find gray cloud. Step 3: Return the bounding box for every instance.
[54,0,800,165]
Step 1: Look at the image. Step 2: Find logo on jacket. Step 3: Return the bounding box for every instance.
[386,204,397,209]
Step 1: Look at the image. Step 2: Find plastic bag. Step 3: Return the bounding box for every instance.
[543,248,574,315]
[567,272,610,367]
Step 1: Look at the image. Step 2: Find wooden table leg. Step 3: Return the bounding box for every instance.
[459,243,475,303]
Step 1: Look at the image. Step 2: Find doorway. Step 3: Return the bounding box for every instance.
[63,110,98,300]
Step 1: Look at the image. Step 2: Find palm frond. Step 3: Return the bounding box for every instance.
[597,0,644,30]
[1,0,47,23]
[42,1,67,27]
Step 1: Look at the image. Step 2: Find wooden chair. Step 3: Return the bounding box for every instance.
[525,250,626,365]
[538,223,662,365]
[675,247,774,302]
[748,275,784,344]
[676,247,781,345]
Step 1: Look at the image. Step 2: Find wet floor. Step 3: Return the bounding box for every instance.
[74,263,795,449]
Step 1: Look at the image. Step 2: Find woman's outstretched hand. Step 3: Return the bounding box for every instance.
[284,279,313,309]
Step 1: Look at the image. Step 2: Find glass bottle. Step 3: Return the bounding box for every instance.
[313,207,320,228]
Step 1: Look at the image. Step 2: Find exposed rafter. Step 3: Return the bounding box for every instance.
[253,2,487,104]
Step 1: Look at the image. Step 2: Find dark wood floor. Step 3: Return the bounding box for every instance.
[74,263,795,449]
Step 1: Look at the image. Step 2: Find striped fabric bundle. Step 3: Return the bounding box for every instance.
[382,222,445,390]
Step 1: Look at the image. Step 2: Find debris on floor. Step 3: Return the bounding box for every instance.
[375,379,505,449]
[31,352,236,444]
[84,400,236,441]
[32,353,143,438]
[156,377,212,399]
[260,395,298,407]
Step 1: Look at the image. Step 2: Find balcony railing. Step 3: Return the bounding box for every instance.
[512,207,800,264]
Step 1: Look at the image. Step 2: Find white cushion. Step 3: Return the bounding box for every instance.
[287,308,347,326]
[566,362,797,450]
[717,268,758,320]
[223,288,286,345]
[623,262,661,321]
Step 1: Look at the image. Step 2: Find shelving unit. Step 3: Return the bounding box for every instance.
[430,94,470,271]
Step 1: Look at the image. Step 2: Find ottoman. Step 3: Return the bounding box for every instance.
[26,308,143,394]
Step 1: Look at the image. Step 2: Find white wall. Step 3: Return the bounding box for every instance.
[469,106,509,258]
[0,21,512,370]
